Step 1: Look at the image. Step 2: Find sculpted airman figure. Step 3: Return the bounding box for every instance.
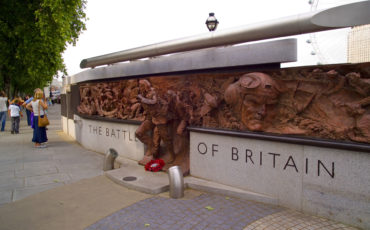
[224,72,282,131]
[135,79,175,165]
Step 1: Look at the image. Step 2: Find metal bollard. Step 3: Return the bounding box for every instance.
[168,166,184,199]
[103,148,118,171]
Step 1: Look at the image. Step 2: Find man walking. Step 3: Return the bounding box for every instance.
[0,91,8,132]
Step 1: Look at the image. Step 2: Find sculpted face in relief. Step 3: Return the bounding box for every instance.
[224,73,282,131]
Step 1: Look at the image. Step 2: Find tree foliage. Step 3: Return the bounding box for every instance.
[0,0,87,96]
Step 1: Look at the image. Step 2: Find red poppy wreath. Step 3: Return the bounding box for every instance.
[145,159,165,172]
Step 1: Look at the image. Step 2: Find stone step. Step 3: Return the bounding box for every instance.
[105,158,277,205]
[105,160,169,195]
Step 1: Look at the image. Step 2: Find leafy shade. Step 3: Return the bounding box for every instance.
[0,0,87,96]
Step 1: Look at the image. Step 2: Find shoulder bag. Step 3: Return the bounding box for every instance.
[38,101,50,127]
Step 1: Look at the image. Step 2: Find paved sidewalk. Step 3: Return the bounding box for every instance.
[0,104,362,230]
[0,104,104,205]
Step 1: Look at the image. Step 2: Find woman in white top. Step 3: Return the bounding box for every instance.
[0,91,8,131]
[26,90,48,148]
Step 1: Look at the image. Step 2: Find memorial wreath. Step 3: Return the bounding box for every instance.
[145,159,165,172]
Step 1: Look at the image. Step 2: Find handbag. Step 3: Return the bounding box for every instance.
[38,101,49,127]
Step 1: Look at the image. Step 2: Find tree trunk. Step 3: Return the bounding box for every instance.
[3,75,11,98]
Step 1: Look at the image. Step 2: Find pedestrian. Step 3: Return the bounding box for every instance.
[22,95,32,126]
[0,91,8,132]
[26,90,48,148]
[49,90,53,106]
[23,89,43,129]
[8,98,23,134]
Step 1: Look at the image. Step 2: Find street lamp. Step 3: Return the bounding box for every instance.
[205,12,219,31]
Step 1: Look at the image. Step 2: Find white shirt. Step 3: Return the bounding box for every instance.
[8,104,21,117]
[0,97,7,112]
[31,100,45,116]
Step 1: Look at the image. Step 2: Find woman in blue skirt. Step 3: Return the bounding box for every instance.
[26,90,48,148]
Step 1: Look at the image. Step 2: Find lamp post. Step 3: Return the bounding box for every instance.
[205,12,219,31]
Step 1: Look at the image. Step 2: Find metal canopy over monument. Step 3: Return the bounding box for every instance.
[62,2,370,229]
[71,39,297,84]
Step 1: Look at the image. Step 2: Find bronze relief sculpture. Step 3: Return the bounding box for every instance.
[77,64,370,173]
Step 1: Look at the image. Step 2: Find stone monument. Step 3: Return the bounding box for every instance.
[62,2,370,229]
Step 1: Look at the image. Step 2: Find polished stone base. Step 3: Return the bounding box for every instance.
[190,130,370,229]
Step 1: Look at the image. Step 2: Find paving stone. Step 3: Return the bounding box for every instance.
[0,174,24,189]
[23,160,56,169]
[25,173,71,187]
[0,155,23,164]
[0,169,14,178]
[15,165,58,178]
[56,161,102,172]
[13,183,63,201]
[22,154,54,163]
[55,155,100,165]
[0,159,17,166]
[0,189,13,205]
[66,169,104,182]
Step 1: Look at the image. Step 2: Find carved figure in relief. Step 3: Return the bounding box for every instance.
[124,80,142,119]
[342,72,370,114]
[135,79,175,165]
[273,69,370,142]
[77,85,96,115]
[173,90,195,135]
[341,72,370,142]
[99,83,119,118]
[116,80,142,120]
[174,89,192,115]
[90,83,104,116]
[224,72,282,131]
